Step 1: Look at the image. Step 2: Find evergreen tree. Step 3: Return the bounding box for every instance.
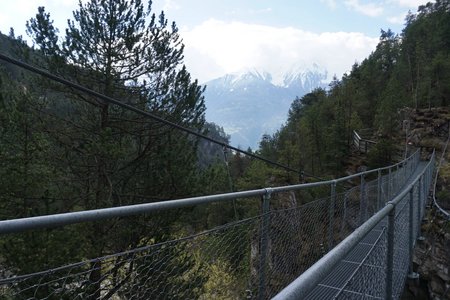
[25,0,206,296]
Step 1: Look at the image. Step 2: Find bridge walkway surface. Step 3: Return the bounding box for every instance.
[304,162,428,299]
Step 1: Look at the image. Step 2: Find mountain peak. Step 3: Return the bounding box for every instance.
[225,64,328,89]
[228,68,272,85]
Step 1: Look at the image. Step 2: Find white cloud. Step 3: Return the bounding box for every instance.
[386,1,433,24]
[344,0,384,17]
[249,8,272,15]
[181,19,379,83]
[320,0,338,10]
[387,12,407,24]
[390,0,433,8]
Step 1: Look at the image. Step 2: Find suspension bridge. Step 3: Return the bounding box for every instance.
[0,53,446,299]
[0,148,438,299]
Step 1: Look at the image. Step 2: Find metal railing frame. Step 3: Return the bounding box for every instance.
[353,130,377,153]
[273,150,435,300]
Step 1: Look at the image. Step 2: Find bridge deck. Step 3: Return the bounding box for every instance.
[304,161,428,300]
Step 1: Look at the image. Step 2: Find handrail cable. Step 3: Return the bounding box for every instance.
[0,52,322,180]
[432,134,450,219]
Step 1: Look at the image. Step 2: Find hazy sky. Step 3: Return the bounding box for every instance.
[0,0,433,83]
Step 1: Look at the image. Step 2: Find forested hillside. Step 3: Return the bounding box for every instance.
[251,0,450,180]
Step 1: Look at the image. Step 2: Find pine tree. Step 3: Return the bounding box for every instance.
[26,0,206,297]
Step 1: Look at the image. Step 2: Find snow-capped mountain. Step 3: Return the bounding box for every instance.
[203,65,328,149]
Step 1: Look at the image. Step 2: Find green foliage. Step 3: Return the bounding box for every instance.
[436,190,450,203]
[237,160,274,190]
[367,139,395,168]
[201,259,245,300]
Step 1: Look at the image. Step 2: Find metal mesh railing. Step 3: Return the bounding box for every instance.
[274,150,435,300]
[0,150,429,299]
[1,216,261,299]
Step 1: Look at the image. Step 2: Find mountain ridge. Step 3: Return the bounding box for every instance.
[203,66,328,148]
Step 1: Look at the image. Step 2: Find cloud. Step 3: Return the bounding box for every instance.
[344,0,384,17]
[386,1,432,25]
[181,19,379,83]
[249,8,272,15]
[390,0,433,8]
[320,0,338,10]
[387,12,407,24]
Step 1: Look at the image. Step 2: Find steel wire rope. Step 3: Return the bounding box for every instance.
[0,52,323,180]
[432,134,450,219]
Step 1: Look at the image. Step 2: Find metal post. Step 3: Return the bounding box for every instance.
[408,187,419,279]
[258,189,271,300]
[386,205,395,300]
[340,194,348,238]
[328,181,336,250]
[377,169,382,210]
[395,164,399,192]
[359,174,366,225]
[388,168,392,200]
[417,177,424,241]
[401,162,406,185]
[422,174,425,208]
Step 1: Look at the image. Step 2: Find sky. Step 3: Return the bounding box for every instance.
[0,0,433,83]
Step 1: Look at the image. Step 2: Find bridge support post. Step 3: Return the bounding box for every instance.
[396,164,400,192]
[408,187,419,280]
[258,189,271,300]
[417,177,425,241]
[359,174,367,225]
[328,181,336,250]
[404,161,408,184]
[377,169,382,210]
[386,205,395,300]
[388,168,392,200]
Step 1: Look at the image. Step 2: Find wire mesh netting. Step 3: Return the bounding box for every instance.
[1,214,262,299]
[391,194,411,299]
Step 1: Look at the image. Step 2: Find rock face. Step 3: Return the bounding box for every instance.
[404,214,450,299]
[401,107,450,150]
